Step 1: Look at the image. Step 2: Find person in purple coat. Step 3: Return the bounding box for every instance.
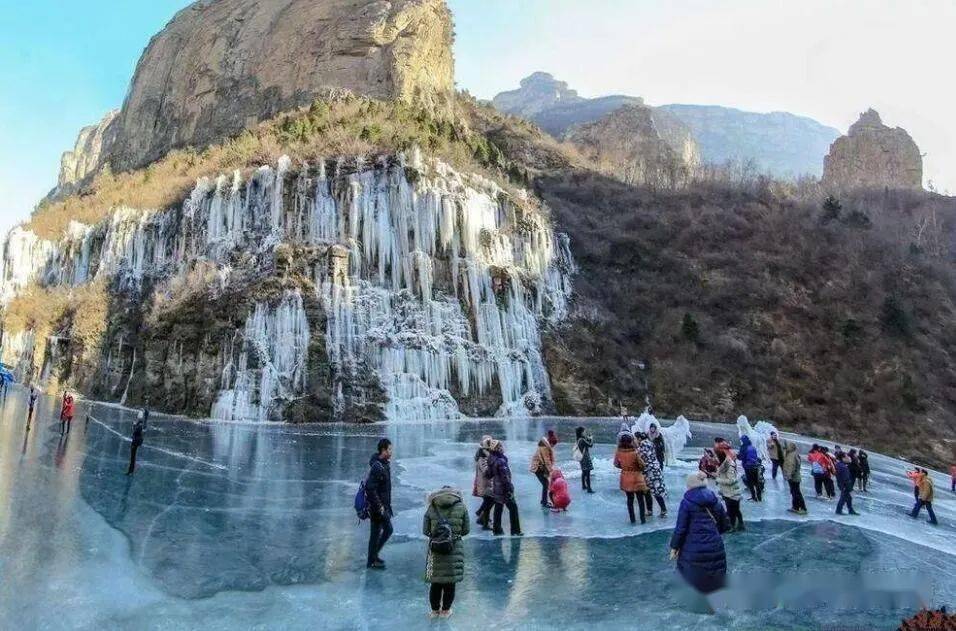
[485,441,522,536]
[669,472,731,594]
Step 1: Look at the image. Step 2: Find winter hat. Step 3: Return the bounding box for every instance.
[686,472,707,489]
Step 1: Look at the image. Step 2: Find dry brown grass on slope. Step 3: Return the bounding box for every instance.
[2,280,109,378]
[27,94,563,241]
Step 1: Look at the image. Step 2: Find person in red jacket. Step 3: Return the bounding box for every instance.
[59,395,75,435]
[548,469,571,511]
[807,445,835,499]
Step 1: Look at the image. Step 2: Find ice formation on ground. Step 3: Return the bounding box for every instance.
[631,412,693,466]
[736,415,780,463]
[0,153,575,422]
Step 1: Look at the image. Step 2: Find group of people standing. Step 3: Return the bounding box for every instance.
[613,424,668,524]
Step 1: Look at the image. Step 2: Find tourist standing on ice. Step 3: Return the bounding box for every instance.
[766,431,784,480]
[423,486,469,619]
[781,440,807,514]
[715,449,744,532]
[909,469,939,525]
[950,464,955,493]
[637,432,668,517]
[575,426,594,493]
[366,438,394,570]
[141,399,150,429]
[834,452,859,515]
[486,441,522,536]
[847,449,861,489]
[530,437,555,508]
[473,436,495,530]
[59,394,75,435]
[737,435,763,502]
[669,472,731,594]
[820,447,837,498]
[28,386,38,419]
[127,418,144,475]
[614,433,647,524]
[858,450,871,492]
[647,423,666,469]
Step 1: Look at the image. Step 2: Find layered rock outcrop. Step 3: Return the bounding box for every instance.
[566,104,699,187]
[52,110,119,198]
[98,0,453,172]
[823,109,923,190]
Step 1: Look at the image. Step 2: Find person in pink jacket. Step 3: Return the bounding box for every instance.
[548,469,571,511]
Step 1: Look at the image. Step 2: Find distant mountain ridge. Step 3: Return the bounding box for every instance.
[493,73,841,179]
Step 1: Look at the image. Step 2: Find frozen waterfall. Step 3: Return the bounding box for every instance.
[0,153,574,422]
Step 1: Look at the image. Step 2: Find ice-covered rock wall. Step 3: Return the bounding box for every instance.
[0,153,574,422]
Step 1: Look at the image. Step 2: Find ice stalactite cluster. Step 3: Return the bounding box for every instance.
[212,291,310,422]
[0,152,574,422]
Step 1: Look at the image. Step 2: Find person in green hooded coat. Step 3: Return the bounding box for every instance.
[423,486,470,619]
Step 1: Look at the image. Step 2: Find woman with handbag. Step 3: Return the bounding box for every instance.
[669,472,731,594]
[423,486,470,619]
[574,427,594,493]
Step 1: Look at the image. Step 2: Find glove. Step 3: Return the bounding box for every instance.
[669,549,679,561]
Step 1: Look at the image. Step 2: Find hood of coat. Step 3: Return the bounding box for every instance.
[684,485,719,507]
[740,435,752,448]
[549,469,565,482]
[427,487,464,508]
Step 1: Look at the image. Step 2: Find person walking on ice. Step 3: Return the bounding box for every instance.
[909,469,939,526]
[423,486,469,619]
[366,438,394,570]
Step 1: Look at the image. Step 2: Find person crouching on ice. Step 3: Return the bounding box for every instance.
[548,469,571,512]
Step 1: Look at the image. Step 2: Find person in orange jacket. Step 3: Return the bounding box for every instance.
[909,469,938,525]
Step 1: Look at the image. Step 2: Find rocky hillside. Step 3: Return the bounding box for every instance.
[823,109,923,191]
[494,73,841,179]
[54,0,455,193]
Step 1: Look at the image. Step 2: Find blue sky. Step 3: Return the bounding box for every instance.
[2,1,954,235]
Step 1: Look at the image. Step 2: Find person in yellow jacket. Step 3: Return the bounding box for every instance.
[908,469,938,525]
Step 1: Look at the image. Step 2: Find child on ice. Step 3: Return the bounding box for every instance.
[549,469,571,511]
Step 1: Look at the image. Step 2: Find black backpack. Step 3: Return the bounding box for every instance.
[428,499,458,555]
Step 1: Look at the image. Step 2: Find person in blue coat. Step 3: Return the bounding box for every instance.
[669,472,731,594]
[834,451,859,516]
[737,435,763,502]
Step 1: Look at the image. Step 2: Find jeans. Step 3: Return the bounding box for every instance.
[744,466,762,501]
[127,443,141,475]
[813,473,824,496]
[770,459,781,480]
[723,496,743,529]
[535,469,550,506]
[910,500,938,524]
[835,485,854,514]
[493,497,521,535]
[429,583,456,612]
[625,491,646,524]
[787,480,807,511]
[367,516,393,565]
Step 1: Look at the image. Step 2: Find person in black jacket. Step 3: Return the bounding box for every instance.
[648,423,666,469]
[126,419,144,475]
[366,438,394,570]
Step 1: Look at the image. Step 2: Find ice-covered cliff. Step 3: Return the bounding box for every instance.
[0,152,574,423]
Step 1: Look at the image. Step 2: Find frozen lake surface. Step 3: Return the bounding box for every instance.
[0,387,953,630]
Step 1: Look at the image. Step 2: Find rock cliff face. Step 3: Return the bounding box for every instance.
[566,104,698,187]
[822,109,923,191]
[52,110,119,198]
[107,0,454,171]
